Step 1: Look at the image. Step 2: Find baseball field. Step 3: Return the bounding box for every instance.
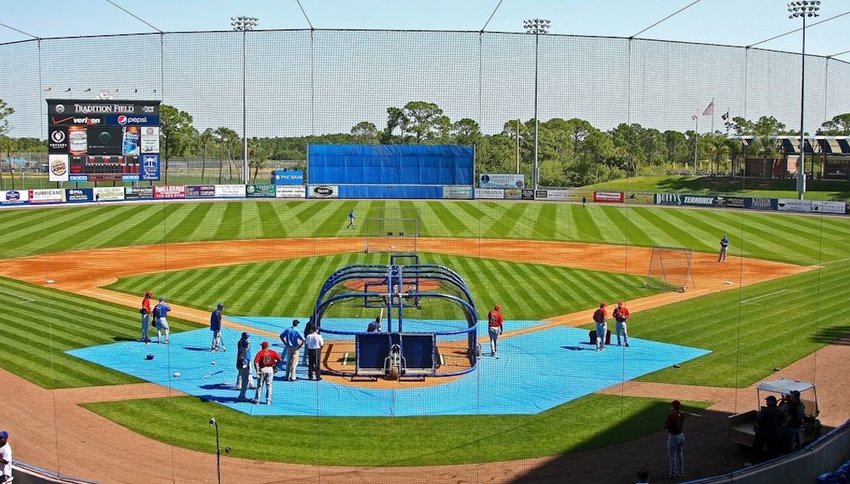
[1,198,849,482]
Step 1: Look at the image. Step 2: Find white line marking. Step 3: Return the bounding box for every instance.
[342,352,349,366]
[741,289,790,304]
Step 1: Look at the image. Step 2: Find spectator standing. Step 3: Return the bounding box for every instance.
[664,400,687,479]
[593,302,608,351]
[210,303,225,352]
[140,290,153,344]
[613,301,630,347]
[279,320,304,381]
[0,430,11,484]
[235,332,253,402]
[752,395,784,463]
[305,325,324,380]
[581,195,588,207]
[153,297,171,344]
[782,390,805,453]
[487,305,504,358]
[253,341,281,405]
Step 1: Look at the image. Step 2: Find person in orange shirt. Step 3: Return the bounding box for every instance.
[592,302,608,351]
[613,301,630,347]
[139,290,153,344]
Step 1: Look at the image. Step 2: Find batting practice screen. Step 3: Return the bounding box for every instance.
[308,144,474,186]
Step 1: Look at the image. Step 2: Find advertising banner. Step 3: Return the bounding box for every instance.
[777,199,813,213]
[29,189,66,204]
[475,188,504,199]
[272,170,304,185]
[712,196,747,209]
[655,193,682,205]
[680,195,716,206]
[542,190,568,201]
[48,154,70,182]
[443,186,474,199]
[479,173,525,189]
[308,185,338,198]
[124,186,154,199]
[812,201,846,214]
[593,191,624,203]
[276,186,306,198]
[521,189,535,200]
[185,185,216,198]
[93,186,125,202]
[153,186,186,199]
[1,190,29,205]
[747,197,776,211]
[140,154,160,181]
[625,192,655,205]
[246,185,276,198]
[215,185,246,198]
[140,126,160,153]
[65,188,93,203]
[504,188,522,200]
[48,126,68,153]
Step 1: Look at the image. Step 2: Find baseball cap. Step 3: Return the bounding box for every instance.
[765,395,777,403]
[600,302,607,307]
[261,341,269,348]
[292,319,300,326]
[159,296,166,302]
[145,291,152,297]
[494,305,501,310]
[217,303,224,309]
[790,390,801,397]
[241,332,249,339]
[671,400,681,409]
[0,431,8,439]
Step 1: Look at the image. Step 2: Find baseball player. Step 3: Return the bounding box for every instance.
[593,302,608,351]
[487,305,504,358]
[346,208,355,229]
[140,290,153,344]
[210,303,225,352]
[153,297,171,344]
[253,341,282,405]
[718,234,729,262]
[613,301,630,347]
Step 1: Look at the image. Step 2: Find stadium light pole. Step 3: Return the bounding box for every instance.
[209,418,221,484]
[231,16,258,184]
[524,18,550,191]
[788,1,820,200]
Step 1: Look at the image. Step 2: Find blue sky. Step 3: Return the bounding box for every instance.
[1,0,847,58]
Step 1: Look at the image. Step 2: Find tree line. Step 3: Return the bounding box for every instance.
[1,97,848,186]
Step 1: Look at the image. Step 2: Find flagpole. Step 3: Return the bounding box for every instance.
[694,115,699,174]
[710,98,715,134]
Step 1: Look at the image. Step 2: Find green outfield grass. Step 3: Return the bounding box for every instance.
[1,200,849,265]
[584,175,850,201]
[105,252,660,321]
[82,394,709,466]
[0,277,202,389]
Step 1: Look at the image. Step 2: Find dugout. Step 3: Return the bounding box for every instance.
[312,254,479,380]
[307,144,475,199]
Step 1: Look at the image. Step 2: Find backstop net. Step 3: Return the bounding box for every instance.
[643,246,696,292]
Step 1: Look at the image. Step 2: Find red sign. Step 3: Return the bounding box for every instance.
[153,186,187,199]
[593,191,625,203]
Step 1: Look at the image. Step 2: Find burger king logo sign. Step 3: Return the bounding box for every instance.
[48,154,70,182]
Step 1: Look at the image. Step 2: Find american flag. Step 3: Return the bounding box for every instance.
[702,100,715,116]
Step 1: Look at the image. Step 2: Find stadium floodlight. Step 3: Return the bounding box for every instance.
[523,18,550,192]
[231,16,259,184]
[787,1,820,199]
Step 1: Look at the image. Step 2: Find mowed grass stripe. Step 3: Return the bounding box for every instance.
[11,206,118,255]
[451,201,488,237]
[624,207,694,249]
[101,204,179,248]
[428,202,474,239]
[417,202,453,238]
[211,202,243,241]
[255,201,282,239]
[534,203,558,240]
[162,202,213,242]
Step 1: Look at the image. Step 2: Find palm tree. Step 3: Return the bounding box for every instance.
[198,128,215,184]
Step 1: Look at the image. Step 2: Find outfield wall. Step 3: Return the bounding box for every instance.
[4,185,846,215]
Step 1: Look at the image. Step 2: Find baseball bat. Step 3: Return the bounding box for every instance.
[203,369,224,378]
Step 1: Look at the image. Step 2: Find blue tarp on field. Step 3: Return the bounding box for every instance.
[308,144,474,185]
[68,319,710,417]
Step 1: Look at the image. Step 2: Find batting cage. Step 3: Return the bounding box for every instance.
[312,253,479,380]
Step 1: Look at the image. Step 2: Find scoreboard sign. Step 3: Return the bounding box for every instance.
[47,99,161,182]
